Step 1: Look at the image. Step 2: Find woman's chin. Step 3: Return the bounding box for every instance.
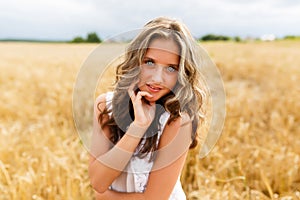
[144,96,158,104]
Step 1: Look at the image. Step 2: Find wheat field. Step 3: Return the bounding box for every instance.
[0,41,299,200]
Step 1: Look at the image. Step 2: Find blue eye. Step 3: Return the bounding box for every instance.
[145,60,155,66]
[166,66,177,73]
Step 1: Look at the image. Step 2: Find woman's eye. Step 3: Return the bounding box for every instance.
[166,66,177,72]
[145,60,154,66]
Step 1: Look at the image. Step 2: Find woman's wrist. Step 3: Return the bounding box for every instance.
[126,122,148,138]
[133,120,150,129]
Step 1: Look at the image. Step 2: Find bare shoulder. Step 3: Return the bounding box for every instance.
[95,93,107,105]
[93,93,112,137]
[158,112,192,148]
[94,93,109,114]
[166,112,192,129]
[180,112,192,126]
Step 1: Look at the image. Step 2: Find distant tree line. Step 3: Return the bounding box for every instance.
[283,35,300,40]
[69,32,300,43]
[198,34,300,42]
[70,32,102,43]
[199,34,241,42]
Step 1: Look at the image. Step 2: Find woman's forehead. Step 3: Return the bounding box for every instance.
[147,38,180,56]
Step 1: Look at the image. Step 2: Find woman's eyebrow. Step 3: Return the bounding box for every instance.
[143,56,179,67]
[143,56,155,61]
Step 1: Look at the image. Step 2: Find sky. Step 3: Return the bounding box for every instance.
[1,0,300,40]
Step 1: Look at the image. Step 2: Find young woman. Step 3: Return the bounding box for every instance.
[88,16,205,200]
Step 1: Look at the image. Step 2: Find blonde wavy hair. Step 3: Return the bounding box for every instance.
[98,16,205,158]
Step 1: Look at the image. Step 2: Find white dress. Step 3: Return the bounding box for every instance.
[106,92,186,200]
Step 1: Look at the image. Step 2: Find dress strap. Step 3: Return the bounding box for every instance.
[158,111,170,137]
[105,91,114,112]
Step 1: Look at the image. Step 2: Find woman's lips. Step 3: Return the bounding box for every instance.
[146,84,161,93]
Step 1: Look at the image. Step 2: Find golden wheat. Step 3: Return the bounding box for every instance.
[0,41,299,200]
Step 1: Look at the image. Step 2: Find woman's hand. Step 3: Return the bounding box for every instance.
[128,80,156,128]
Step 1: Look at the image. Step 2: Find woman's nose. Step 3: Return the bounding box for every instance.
[151,66,163,83]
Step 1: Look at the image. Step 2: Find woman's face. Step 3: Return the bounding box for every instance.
[138,38,180,103]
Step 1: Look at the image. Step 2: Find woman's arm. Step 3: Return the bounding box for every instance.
[94,114,192,200]
[89,90,156,194]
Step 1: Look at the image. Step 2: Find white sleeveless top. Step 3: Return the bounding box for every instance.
[106,92,186,200]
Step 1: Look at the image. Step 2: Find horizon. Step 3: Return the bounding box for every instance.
[0,33,297,43]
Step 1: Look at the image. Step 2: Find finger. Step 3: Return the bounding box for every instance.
[128,90,135,99]
[135,92,142,101]
[128,88,135,101]
[134,91,145,102]
[137,91,153,99]
[127,79,139,99]
[134,91,153,103]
